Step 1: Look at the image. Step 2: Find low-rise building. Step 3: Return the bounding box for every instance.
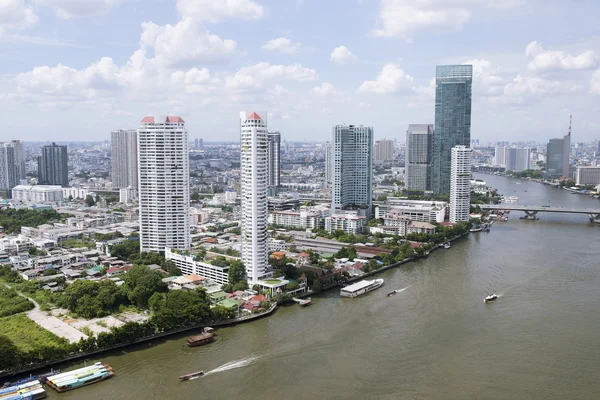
[165,248,230,285]
[576,166,600,185]
[12,185,64,202]
[324,214,366,234]
[375,198,447,223]
[406,221,436,235]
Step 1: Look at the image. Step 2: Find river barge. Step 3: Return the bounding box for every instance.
[187,332,214,347]
[0,380,46,400]
[340,279,384,298]
[45,363,114,393]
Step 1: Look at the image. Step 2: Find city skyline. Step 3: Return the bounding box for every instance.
[0,1,599,142]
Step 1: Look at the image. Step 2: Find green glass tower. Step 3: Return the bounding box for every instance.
[432,65,472,195]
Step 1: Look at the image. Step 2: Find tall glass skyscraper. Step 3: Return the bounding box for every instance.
[432,65,472,195]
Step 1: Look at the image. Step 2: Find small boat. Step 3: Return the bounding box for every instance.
[298,297,311,307]
[187,332,214,347]
[469,226,482,232]
[484,294,499,303]
[443,242,451,249]
[386,290,396,297]
[179,371,204,380]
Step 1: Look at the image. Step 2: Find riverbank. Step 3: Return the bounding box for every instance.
[0,302,278,379]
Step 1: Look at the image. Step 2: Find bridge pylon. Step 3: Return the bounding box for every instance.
[523,211,539,219]
[588,214,600,223]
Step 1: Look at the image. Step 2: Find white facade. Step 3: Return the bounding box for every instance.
[0,143,17,193]
[374,139,394,164]
[165,248,229,285]
[324,141,332,185]
[268,209,323,230]
[515,148,531,171]
[12,185,63,202]
[576,166,600,185]
[111,129,138,189]
[240,111,270,284]
[325,213,366,234]
[138,115,190,253]
[494,146,506,167]
[375,199,447,223]
[496,146,530,171]
[63,187,91,199]
[267,131,281,195]
[119,187,138,204]
[331,125,373,217]
[450,146,472,223]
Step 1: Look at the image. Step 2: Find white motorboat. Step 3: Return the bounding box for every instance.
[484,294,499,303]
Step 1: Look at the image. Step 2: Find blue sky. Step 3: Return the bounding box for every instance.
[1,0,599,143]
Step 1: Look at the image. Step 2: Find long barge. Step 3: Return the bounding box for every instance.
[340,279,384,298]
[45,362,114,393]
[0,380,46,400]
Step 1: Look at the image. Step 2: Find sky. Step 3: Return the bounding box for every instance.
[1,0,599,143]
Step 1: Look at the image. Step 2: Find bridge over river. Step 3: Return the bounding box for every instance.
[477,204,600,222]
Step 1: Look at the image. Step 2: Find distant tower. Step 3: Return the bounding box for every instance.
[111,130,138,189]
[0,143,18,195]
[450,145,472,223]
[240,111,270,284]
[38,143,68,186]
[373,139,394,164]
[406,124,433,191]
[331,124,373,218]
[137,115,189,253]
[267,131,281,196]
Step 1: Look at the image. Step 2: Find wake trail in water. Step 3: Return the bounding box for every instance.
[204,356,260,376]
[394,285,411,293]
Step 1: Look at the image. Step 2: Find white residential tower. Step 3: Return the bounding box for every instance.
[450,146,472,223]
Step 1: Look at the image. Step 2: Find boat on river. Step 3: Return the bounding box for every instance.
[187,332,214,347]
[293,297,312,306]
[341,279,384,298]
[0,379,46,400]
[179,371,204,380]
[484,294,499,303]
[469,226,482,233]
[46,363,114,393]
[443,242,451,249]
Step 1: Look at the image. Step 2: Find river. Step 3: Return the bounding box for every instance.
[47,174,600,400]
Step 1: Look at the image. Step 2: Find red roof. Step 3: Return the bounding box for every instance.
[166,116,184,123]
[141,116,154,123]
[299,273,307,280]
[250,294,267,303]
[247,112,261,120]
[298,252,310,257]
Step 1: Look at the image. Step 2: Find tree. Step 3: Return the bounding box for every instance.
[43,268,58,276]
[164,260,181,276]
[228,260,246,286]
[311,280,321,292]
[122,265,168,308]
[85,195,96,207]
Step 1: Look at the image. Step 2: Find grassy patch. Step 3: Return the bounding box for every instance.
[264,279,283,285]
[0,314,69,353]
[0,286,34,317]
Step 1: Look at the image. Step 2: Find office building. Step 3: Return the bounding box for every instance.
[240,111,270,283]
[331,124,373,217]
[12,185,63,202]
[547,135,570,178]
[324,141,332,185]
[111,129,138,189]
[193,138,204,149]
[432,65,473,194]
[515,148,531,171]
[138,115,190,253]
[0,143,18,194]
[374,199,447,223]
[10,140,25,182]
[267,131,281,195]
[38,143,68,186]
[374,139,394,164]
[449,146,472,223]
[494,146,506,167]
[576,166,600,185]
[406,124,433,191]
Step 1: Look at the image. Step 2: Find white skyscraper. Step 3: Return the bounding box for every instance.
[515,148,531,171]
[450,146,472,223]
[267,131,281,195]
[137,115,190,253]
[331,124,373,217]
[494,146,507,167]
[240,111,270,284]
[0,143,17,194]
[10,140,25,183]
[373,139,394,164]
[111,129,138,189]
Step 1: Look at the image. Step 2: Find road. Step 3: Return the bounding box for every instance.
[2,282,88,343]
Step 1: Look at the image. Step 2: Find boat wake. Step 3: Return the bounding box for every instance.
[205,356,260,375]
[395,285,411,294]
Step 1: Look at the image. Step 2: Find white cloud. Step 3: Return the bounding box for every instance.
[0,0,38,30]
[359,102,370,108]
[358,64,414,94]
[371,0,472,40]
[312,82,340,96]
[225,62,318,90]
[494,74,575,104]
[140,19,236,68]
[464,59,504,95]
[35,0,124,19]
[330,45,357,64]
[0,33,85,47]
[262,37,301,54]
[525,41,597,72]
[176,0,264,22]
[591,70,600,95]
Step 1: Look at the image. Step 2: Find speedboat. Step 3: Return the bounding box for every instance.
[484,294,498,303]
[179,371,204,380]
